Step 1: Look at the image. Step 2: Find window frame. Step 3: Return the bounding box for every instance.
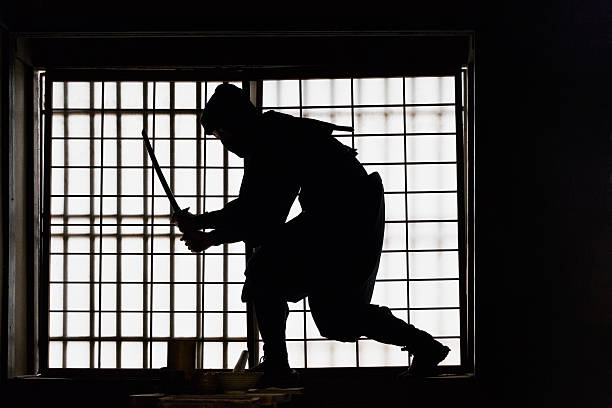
[39,67,474,375]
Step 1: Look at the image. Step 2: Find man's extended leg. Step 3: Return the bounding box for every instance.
[360,304,450,376]
[309,297,449,377]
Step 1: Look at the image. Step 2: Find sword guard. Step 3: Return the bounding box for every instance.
[171,207,190,223]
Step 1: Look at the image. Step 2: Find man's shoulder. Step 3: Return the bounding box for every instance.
[261,111,306,134]
[262,110,297,124]
[262,110,334,135]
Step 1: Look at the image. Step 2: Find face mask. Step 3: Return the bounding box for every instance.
[214,129,248,158]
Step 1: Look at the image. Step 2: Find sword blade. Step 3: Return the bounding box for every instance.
[142,129,181,214]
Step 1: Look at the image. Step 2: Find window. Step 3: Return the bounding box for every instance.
[42,73,469,370]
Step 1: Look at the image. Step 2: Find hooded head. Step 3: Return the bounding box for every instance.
[199,83,258,157]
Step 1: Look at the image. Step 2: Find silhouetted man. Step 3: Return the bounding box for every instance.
[173,83,450,386]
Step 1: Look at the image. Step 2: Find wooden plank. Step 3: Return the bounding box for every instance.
[130,390,298,408]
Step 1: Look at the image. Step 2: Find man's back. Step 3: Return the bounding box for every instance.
[256,111,368,216]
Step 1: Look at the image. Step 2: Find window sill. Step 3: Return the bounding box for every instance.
[9,370,476,408]
[18,366,474,380]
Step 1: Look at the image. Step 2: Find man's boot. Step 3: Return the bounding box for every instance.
[399,328,450,377]
[249,347,300,388]
[249,296,299,387]
[360,304,450,377]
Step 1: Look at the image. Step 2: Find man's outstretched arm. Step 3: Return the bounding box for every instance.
[173,156,299,248]
[172,198,242,232]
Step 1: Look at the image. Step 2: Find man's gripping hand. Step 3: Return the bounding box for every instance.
[171,209,198,233]
[180,230,215,253]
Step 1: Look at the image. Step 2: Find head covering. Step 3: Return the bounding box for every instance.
[200,83,257,135]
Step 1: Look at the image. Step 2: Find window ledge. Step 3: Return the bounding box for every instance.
[9,371,477,408]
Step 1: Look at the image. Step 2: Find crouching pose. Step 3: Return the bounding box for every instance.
[174,83,449,387]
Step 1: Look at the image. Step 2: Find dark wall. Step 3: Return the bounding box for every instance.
[475,4,611,406]
[478,4,612,406]
[1,1,611,407]
[557,2,612,403]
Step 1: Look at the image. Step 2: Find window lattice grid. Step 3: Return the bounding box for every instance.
[48,80,246,369]
[260,77,462,368]
[46,76,465,370]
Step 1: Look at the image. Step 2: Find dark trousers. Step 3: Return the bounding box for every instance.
[250,295,419,357]
[242,173,419,357]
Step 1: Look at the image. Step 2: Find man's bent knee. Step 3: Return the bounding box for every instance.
[318,325,360,343]
[311,308,362,342]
